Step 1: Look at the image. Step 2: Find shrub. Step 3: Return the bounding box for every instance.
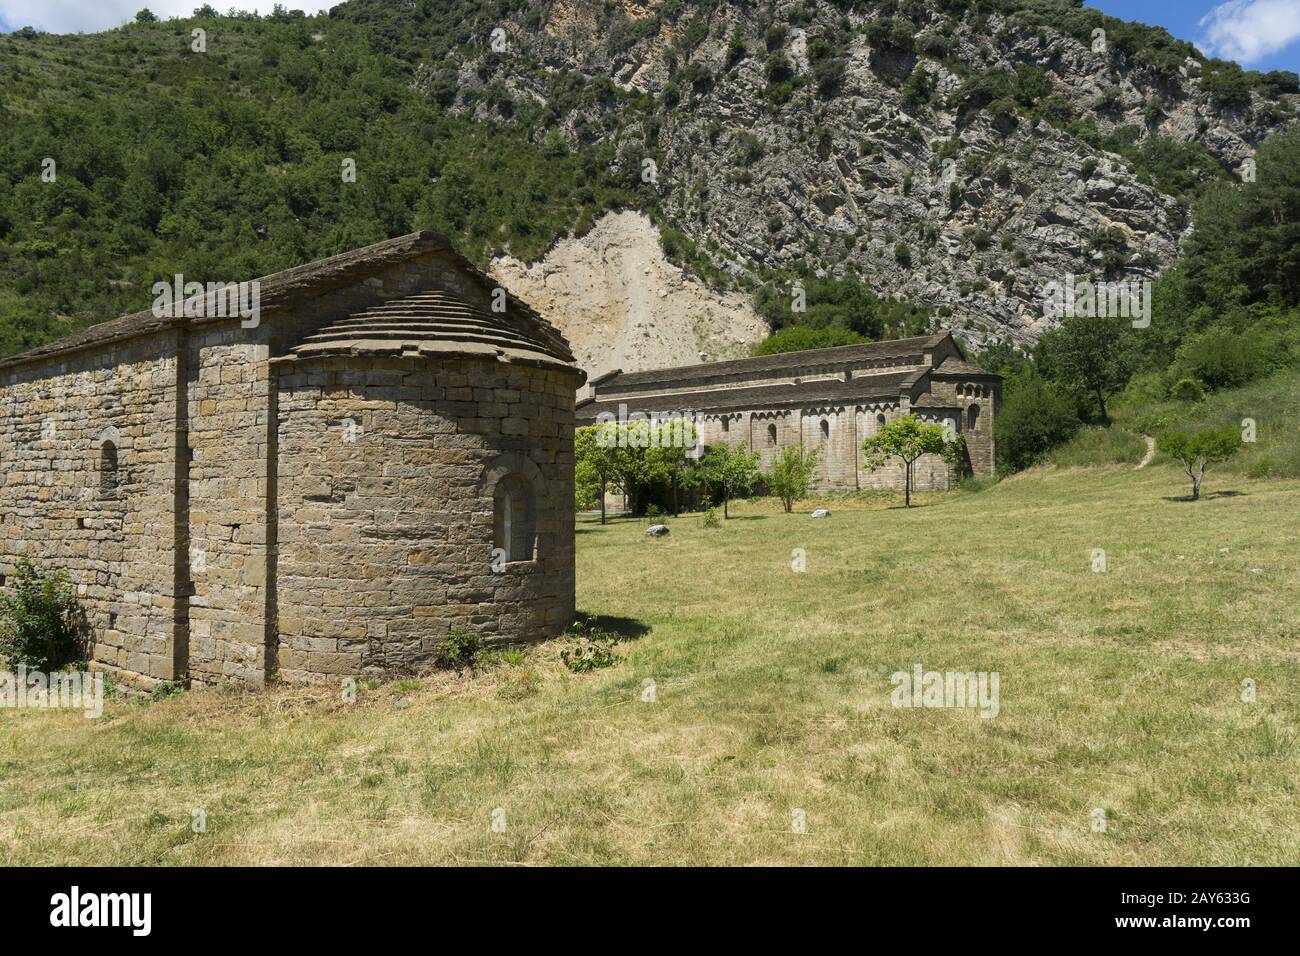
[1169,326,1269,391]
[433,626,484,670]
[765,445,820,513]
[701,506,721,528]
[560,637,618,673]
[752,325,868,356]
[994,375,1082,474]
[559,618,620,673]
[1169,377,1206,402]
[0,559,83,670]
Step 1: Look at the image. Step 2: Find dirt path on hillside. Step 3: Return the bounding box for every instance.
[1137,434,1157,468]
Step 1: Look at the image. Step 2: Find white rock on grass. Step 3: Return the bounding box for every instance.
[646,524,670,537]
[810,509,831,519]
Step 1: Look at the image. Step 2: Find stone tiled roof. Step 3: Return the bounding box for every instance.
[0,231,576,371]
[290,287,576,370]
[575,369,920,422]
[598,333,950,391]
[931,356,997,376]
[910,394,960,409]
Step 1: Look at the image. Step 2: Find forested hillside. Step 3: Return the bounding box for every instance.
[978,124,1300,477]
[0,5,640,355]
[0,0,1297,372]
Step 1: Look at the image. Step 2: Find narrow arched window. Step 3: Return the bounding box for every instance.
[494,473,534,563]
[819,419,830,441]
[967,404,980,432]
[721,417,729,433]
[100,440,119,496]
[767,423,777,446]
[876,413,887,431]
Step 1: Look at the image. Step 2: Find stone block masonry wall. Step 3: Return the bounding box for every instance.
[800,407,857,491]
[179,249,540,686]
[747,410,795,471]
[183,327,274,686]
[854,403,957,493]
[0,334,183,682]
[273,355,579,682]
[928,378,997,479]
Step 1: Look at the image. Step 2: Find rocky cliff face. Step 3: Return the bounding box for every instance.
[424,0,1294,348]
[490,210,766,385]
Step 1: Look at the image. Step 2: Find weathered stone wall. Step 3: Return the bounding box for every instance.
[179,248,554,686]
[747,409,796,471]
[928,377,998,479]
[273,355,578,682]
[0,335,183,682]
[1,244,582,688]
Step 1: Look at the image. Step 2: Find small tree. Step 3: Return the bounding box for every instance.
[765,445,819,513]
[700,442,761,518]
[1156,426,1243,500]
[0,559,83,670]
[575,424,619,524]
[862,415,965,508]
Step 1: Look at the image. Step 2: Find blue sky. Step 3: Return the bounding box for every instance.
[1,1,1299,73]
[1089,0,1300,72]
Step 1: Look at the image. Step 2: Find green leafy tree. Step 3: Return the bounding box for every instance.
[862,415,965,508]
[1035,314,1138,423]
[700,442,761,518]
[576,420,698,520]
[575,424,620,524]
[1156,426,1243,500]
[764,445,820,513]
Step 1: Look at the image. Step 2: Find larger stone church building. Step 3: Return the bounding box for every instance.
[576,332,1001,491]
[0,233,584,688]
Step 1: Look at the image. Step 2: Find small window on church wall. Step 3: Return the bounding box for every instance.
[721,417,729,433]
[820,419,830,441]
[876,413,887,431]
[967,404,980,432]
[494,473,534,563]
[100,441,119,496]
[767,423,777,446]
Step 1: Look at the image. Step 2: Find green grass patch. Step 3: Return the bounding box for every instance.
[2,467,1298,864]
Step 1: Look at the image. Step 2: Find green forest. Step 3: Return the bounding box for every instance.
[0,5,647,356]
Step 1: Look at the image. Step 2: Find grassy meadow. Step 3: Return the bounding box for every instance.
[2,463,1298,865]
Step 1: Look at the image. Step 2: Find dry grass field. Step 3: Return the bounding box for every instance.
[2,464,1299,865]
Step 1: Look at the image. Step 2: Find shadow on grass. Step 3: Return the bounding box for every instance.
[1162,490,1248,502]
[572,612,651,642]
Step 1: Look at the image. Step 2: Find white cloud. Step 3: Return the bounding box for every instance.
[0,1,337,35]
[1199,0,1300,64]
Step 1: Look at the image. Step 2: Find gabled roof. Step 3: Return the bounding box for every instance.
[575,369,923,422]
[931,356,998,377]
[596,333,951,392]
[0,232,577,373]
